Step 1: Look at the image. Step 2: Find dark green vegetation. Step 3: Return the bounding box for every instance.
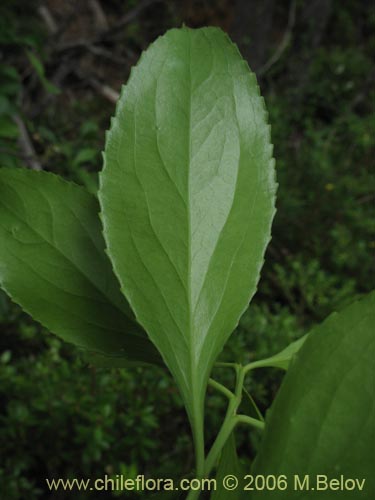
[0,1,374,499]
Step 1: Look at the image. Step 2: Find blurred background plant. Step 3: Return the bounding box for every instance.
[0,0,374,498]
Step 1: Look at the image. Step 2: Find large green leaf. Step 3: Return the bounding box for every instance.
[100,26,276,454]
[0,168,161,366]
[250,292,375,499]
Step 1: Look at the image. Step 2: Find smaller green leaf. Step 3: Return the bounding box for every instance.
[0,168,162,366]
[247,335,307,371]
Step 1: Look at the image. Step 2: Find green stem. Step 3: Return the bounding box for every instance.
[204,399,238,476]
[186,366,264,500]
[235,414,265,431]
[243,358,279,374]
[234,365,246,399]
[204,365,245,477]
[191,399,205,479]
[208,378,235,400]
[188,367,206,480]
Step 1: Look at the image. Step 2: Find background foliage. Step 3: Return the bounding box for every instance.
[0,0,373,498]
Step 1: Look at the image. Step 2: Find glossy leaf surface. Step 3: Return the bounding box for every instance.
[0,168,161,365]
[250,292,375,499]
[100,27,276,438]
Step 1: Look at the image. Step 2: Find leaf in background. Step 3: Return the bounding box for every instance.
[0,168,162,366]
[73,148,98,168]
[250,292,375,499]
[0,116,19,139]
[0,64,21,98]
[76,169,99,196]
[26,50,60,95]
[211,433,244,499]
[100,27,276,453]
